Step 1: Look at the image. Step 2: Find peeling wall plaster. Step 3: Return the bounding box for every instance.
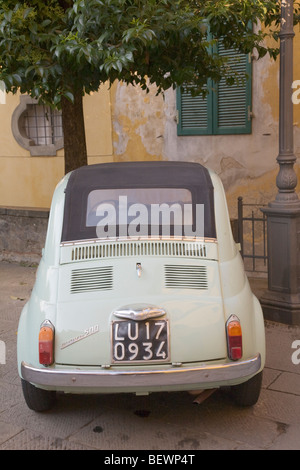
[111,44,300,217]
[111,81,166,161]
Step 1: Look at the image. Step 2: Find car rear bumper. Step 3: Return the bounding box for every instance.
[21,354,261,392]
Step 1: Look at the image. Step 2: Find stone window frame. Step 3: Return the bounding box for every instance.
[11,95,64,156]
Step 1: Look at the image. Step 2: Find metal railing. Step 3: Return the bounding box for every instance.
[237,196,268,274]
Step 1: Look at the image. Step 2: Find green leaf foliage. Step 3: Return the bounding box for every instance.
[0,0,299,106]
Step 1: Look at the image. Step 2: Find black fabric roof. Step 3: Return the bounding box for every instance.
[61,161,216,242]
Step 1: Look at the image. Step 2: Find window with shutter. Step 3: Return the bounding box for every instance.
[177,41,252,136]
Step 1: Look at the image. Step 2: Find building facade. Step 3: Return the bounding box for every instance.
[0,32,300,262]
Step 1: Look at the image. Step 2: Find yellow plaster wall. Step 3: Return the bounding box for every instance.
[0,84,114,209]
[0,156,64,208]
[84,84,114,162]
[224,29,300,217]
[261,30,300,124]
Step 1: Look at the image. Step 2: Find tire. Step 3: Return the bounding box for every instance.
[21,379,56,412]
[230,371,263,407]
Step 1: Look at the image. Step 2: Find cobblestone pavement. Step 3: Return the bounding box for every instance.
[1,261,300,451]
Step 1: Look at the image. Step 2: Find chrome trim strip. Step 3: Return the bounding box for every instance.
[60,237,218,247]
[21,354,261,390]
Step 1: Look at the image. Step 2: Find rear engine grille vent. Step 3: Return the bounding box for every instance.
[68,241,207,262]
[70,266,113,294]
[164,265,208,290]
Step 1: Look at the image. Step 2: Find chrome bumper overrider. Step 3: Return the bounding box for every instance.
[21,354,261,391]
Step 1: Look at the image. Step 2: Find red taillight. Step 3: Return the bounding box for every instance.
[39,320,54,366]
[226,315,242,361]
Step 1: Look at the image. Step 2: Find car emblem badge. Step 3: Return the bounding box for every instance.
[61,324,99,350]
[113,305,166,321]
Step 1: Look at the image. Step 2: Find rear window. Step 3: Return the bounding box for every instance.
[61,162,216,242]
[86,187,200,238]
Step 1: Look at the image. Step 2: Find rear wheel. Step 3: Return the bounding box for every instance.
[230,371,263,407]
[21,379,56,412]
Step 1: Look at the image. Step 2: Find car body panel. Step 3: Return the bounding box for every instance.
[54,255,227,366]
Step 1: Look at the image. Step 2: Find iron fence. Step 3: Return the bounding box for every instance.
[237,196,268,274]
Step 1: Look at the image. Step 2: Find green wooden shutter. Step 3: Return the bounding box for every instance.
[213,41,252,134]
[177,46,252,135]
[176,83,213,135]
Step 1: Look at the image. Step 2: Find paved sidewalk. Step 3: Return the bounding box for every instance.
[0,261,300,450]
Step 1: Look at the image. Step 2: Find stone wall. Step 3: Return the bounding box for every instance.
[0,207,49,264]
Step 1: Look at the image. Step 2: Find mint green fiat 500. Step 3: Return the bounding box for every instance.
[17,162,265,411]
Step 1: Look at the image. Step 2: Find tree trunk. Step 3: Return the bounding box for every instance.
[61,90,87,174]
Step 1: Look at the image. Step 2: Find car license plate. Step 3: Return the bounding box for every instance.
[111,319,169,363]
